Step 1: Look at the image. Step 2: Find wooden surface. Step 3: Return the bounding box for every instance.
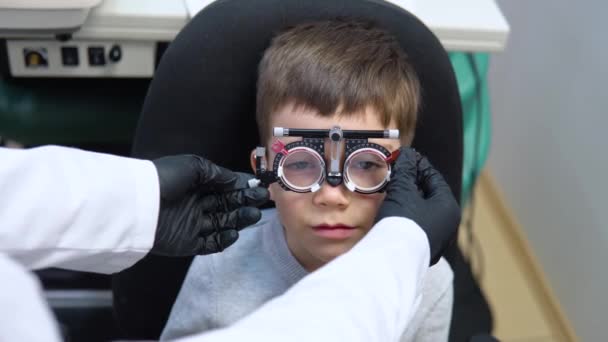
[459,170,578,342]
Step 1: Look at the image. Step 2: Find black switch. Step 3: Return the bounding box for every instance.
[88,46,105,66]
[61,46,79,66]
[108,45,122,63]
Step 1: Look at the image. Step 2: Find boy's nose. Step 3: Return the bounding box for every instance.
[312,181,349,208]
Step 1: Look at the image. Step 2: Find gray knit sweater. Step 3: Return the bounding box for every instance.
[161,209,454,341]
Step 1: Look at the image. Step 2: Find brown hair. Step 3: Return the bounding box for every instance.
[256,19,421,144]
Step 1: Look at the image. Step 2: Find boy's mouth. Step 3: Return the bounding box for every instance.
[312,224,357,239]
[313,224,355,230]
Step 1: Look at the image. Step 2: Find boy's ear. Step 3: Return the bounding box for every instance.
[249,149,257,174]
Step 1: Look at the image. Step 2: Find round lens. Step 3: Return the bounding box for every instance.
[279,148,325,190]
[345,149,389,192]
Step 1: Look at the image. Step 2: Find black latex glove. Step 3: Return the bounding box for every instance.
[376,147,461,265]
[151,155,269,256]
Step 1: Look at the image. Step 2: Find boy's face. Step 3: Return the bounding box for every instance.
[251,103,401,271]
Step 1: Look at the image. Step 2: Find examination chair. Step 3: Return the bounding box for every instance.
[112,1,494,341]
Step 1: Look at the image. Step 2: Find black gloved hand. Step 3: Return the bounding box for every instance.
[376,147,460,265]
[151,155,269,256]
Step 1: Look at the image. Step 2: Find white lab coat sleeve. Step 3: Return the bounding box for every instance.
[0,253,62,342]
[0,146,159,273]
[175,217,430,342]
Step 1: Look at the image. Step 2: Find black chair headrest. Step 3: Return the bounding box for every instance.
[132,0,463,200]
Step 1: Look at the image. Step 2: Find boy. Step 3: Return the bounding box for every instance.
[161,20,454,341]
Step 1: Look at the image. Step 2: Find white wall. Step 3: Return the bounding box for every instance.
[488,1,608,340]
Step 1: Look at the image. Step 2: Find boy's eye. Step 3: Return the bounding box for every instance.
[352,161,382,170]
[285,161,314,170]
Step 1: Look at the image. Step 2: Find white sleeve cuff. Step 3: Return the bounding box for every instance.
[129,159,160,251]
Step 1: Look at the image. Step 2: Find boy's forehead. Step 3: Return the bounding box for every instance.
[268,109,400,152]
[270,106,378,129]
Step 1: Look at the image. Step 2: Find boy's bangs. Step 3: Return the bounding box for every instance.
[256,19,419,144]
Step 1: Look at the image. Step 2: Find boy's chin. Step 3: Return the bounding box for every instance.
[315,244,357,264]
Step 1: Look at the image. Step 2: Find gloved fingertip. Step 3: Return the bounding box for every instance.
[234,172,256,189]
[416,155,433,171]
[246,187,270,204]
[219,230,239,248]
[416,157,453,199]
[394,147,417,173]
[402,146,418,159]
[237,207,263,228]
[229,229,238,239]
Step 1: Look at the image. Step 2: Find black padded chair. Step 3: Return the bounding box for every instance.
[112,1,493,341]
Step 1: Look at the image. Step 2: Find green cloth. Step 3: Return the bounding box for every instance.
[448,52,492,205]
